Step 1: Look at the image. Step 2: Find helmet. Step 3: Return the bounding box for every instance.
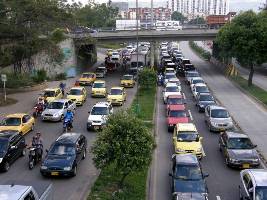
[67,108,72,112]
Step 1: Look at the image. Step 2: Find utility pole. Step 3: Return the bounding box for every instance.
[151,0,154,29]
[135,0,140,115]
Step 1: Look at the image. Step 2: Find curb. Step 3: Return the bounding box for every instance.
[2,82,48,94]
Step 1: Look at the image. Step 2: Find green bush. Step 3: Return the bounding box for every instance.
[189,41,212,61]
[5,73,35,88]
[138,68,157,88]
[32,69,47,83]
[54,73,67,81]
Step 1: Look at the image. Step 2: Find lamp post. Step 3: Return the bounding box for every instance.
[151,0,154,29]
[135,0,140,115]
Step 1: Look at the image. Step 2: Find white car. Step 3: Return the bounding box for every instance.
[185,71,200,84]
[166,78,181,91]
[111,51,120,60]
[87,102,113,131]
[126,45,134,53]
[165,68,176,74]
[190,77,205,91]
[163,83,181,103]
[164,73,177,85]
[192,83,210,99]
[41,99,76,121]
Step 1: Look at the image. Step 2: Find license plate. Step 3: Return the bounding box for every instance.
[243,164,250,168]
[51,172,59,176]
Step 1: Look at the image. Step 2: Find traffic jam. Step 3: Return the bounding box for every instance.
[0,46,141,178]
[159,42,267,200]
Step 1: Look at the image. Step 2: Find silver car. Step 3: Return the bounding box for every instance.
[41,99,76,121]
[204,105,234,132]
[95,66,107,78]
[239,169,267,200]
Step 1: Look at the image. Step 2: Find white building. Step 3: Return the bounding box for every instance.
[169,0,229,19]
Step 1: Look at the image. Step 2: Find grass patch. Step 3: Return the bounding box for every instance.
[88,85,157,200]
[231,75,267,105]
[0,96,18,107]
[189,41,211,61]
[98,42,126,50]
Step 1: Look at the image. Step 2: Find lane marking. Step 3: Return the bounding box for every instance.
[216,196,221,200]
[188,110,193,121]
[183,93,186,100]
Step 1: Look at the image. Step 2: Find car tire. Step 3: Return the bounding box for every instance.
[225,158,230,166]
[208,124,213,132]
[21,148,26,157]
[3,162,10,172]
[72,166,77,177]
[60,115,64,122]
[31,124,35,131]
[82,149,86,160]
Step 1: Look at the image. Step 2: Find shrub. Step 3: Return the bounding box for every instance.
[138,68,157,88]
[54,73,67,81]
[32,69,47,83]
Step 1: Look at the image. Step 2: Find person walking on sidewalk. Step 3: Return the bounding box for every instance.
[59,82,66,96]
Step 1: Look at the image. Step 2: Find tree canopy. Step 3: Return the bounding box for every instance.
[91,110,155,187]
[215,10,267,86]
[171,11,187,24]
[188,16,206,24]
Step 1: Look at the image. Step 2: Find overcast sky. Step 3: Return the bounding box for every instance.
[75,0,266,12]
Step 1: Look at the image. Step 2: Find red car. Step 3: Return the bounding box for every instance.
[166,95,185,110]
[167,105,189,132]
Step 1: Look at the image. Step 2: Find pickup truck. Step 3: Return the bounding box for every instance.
[0,181,53,200]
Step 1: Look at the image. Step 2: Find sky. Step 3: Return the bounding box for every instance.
[75,0,266,12]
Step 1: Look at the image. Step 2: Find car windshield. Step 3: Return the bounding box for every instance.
[167,98,183,105]
[1,118,21,126]
[0,139,8,153]
[227,138,254,149]
[165,74,176,79]
[199,95,213,101]
[169,110,187,117]
[93,83,105,88]
[49,143,75,155]
[166,87,179,92]
[187,72,199,77]
[47,102,64,109]
[91,107,108,115]
[44,91,55,97]
[256,187,267,200]
[211,109,229,118]
[82,73,94,78]
[175,164,202,180]
[69,89,82,95]
[110,89,122,95]
[177,132,199,142]
[122,75,133,80]
[96,68,105,72]
[192,79,204,84]
[196,86,209,93]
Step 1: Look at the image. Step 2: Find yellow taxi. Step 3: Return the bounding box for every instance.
[106,49,113,56]
[0,113,35,135]
[120,74,135,88]
[78,72,96,86]
[67,86,87,106]
[107,87,126,106]
[91,80,107,98]
[42,88,63,103]
[173,123,205,159]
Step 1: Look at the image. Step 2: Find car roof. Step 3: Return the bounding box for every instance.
[70,87,84,90]
[97,66,106,69]
[50,99,69,103]
[209,105,225,110]
[0,185,31,200]
[245,169,267,186]
[177,123,197,132]
[82,72,95,75]
[175,154,198,165]
[122,74,133,77]
[0,130,20,140]
[111,87,123,90]
[94,80,105,83]
[182,58,190,61]
[166,83,178,87]
[166,68,175,70]
[192,77,203,81]
[169,105,185,110]
[168,95,183,99]
[44,88,60,91]
[93,102,110,108]
[6,113,27,118]
[194,83,207,87]
[225,131,248,138]
[56,133,81,144]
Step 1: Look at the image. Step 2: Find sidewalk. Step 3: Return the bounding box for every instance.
[0,51,106,119]
[181,41,267,159]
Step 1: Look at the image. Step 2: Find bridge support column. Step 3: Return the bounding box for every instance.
[150,41,155,69]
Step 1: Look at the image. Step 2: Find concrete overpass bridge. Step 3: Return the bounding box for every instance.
[70,29,218,42]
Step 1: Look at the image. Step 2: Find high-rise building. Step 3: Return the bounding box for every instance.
[111,1,129,12]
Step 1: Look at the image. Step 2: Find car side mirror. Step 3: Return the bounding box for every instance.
[203,173,209,178]
[45,149,49,153]
[88,111,90,114]
[10,146,16,149]
[169,173,173,177]
[253,145,257,148]
[200,137,203,141]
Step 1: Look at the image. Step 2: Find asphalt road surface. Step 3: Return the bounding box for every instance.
[0,66,137,200]
[151,42,265,200]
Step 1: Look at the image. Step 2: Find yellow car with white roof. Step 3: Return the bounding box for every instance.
[173,123,205,159]
[67,87,87,106]
[41,88,63,103]
[107,87,126,106]
[78,72,96,86]
[91,80,107,97]
[120,74,135,88]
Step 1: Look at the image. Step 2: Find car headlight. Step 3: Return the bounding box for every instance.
[176,148,186,153]
[41,165,48,170]
[199,104,205,108]
[197,147,202,152]
[0,158,3,164]
[63,166,72,171]
[211,121,218,126]
[87,120,93,124]
[229,158,239,163]
[252,158,260,163]
[53,113,60,117]
[169,124,174,127]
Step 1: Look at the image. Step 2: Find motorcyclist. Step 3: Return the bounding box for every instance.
[64,108,74,129]
[59,82,66,96]
[31,132,43,161]
[158,73,163,86]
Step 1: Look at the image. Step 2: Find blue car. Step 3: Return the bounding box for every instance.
[40,133,87,177]
[196,93,216,112]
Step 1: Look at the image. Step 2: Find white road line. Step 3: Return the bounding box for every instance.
[183,93,186,100]
[216,196,221,200]
[188,110,193,121]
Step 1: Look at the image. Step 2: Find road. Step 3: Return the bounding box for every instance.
[0,64,137,200]
[151,42,266,200]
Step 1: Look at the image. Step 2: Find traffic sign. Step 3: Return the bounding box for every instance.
[1,74,7,82]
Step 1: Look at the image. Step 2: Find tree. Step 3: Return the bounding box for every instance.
[171,11,187,24]
[188,16,206,24]
[91,110,155,187]
[138,68,157,88]
[215,11,267,86]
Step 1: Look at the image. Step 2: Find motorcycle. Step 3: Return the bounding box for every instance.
[33,103,44,118]
[63,118,72,133]
[28,146,42,170]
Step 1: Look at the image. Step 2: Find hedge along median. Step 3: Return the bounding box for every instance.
[88,68,157,200]
[189,41,211,61]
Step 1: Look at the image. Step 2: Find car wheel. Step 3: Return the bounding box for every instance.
[239,187,243,200]
[82,149,86,160]
[31,124,35,131]
[3,162,10,172]
[72,166,77,177]
[208,124,212,132]
[60,115,64,121]
[198,106,201,113]
[225,157,230,166]
[21,148,26,157]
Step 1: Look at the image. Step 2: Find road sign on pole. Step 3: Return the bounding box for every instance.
[1,74,7,101]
